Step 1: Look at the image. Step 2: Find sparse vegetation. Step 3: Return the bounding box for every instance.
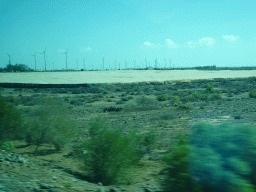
[0,87,5,96]
[25,98,78,154]
[173,95,181,102]
[0,98,27,142]
[9,96,16,102]
[211,92,222,99]
[249,89,256,98]
[78,117,144,185]
[205,83,214,92]
[159,133,202,192]
[156,94,168,101]
[200,93,210,100]
[1,77,256,191]
[136,95,156,105]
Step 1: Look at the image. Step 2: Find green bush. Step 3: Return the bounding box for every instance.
[200,93,210,100]
[81,117,143,185]
[25,98,77,154]
[0,141,15,151]
[140,129,159,151]
[249,89,256,98]
[0,98,27,142]
[211,92,222,99]
[0,87,4,96]
[205,84,214,92]
[136,96,156,105]
[188,122,256,191]
[156,94,168,101]
[173,95,181,102]
[9,96,16,102]
[159,134,203,192]
[191,92,201,99]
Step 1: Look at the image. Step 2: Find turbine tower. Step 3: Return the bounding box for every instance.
[62,49,68,70]
[6,53,11,65]
[31,53,37,71]
[40,48,47,71]
[83,58,85,70]
[103,57,104,71]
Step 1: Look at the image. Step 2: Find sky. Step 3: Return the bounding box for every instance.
[0,0,256,71]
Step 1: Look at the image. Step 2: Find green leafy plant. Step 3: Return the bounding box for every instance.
[159,133,203,192]
[0,87,5,96]
[0,98,26,142]
[9,96,16,102]
[249,89,256,98]
[140,129,159,151]
[25,98,77,154]
[173,95,181,102]
[188,122,256,192]
[211,92,222,99]
[63,183,72,189]
[136,96,156,105]
[205,84,214,92]
[192,92,201,99]
[156,94,168,101]
[80,117,145,185]
[0,141,15,151]
[200,93,210,100]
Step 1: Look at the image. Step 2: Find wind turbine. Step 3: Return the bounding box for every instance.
[62,49,68,70]
[40,48,47,71]
[76,59,78,70]
[31,53,37,71]
[155,58,158,68]
[6,53,11,65]
[83,58,85,70]
[103,57,104,71]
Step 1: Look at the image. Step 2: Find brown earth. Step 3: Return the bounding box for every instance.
[1,76,256,192]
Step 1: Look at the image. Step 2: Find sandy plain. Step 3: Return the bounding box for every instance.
[0,70,256,84]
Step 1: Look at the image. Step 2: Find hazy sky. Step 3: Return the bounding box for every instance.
[1,0,256,70]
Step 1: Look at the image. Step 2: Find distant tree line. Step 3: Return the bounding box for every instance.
[0,64,33,72]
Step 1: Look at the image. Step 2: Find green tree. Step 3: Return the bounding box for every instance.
[80,117,144,185]
[0,98,26,142]
[25,98,77,154]
[160,134,204,192]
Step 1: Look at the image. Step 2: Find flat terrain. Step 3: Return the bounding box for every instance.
[1,76,256,192]
[0,70,256,84]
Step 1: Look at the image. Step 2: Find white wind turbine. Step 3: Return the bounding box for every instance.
[61,49,68,70]
[31,53,37,71]
[40,48,47,71]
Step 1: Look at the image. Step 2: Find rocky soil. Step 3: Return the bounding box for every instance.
[1,76,256,192]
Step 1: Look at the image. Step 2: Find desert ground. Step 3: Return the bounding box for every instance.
[0,69,256,84]
[1,74,256,192]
